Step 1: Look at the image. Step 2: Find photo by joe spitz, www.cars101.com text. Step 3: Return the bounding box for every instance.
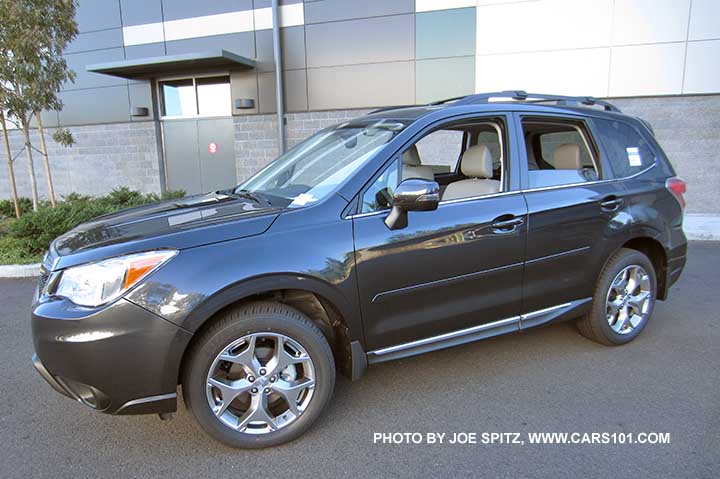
[31,91,687,448]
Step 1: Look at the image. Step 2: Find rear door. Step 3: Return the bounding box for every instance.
[515,113,628,322]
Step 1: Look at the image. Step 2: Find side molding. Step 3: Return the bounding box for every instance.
[366,298,591,364]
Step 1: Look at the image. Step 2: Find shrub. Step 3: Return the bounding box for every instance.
[0,197,34,217]
[1,187,185,260]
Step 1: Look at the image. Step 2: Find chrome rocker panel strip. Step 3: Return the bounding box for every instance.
[367,298,591,364]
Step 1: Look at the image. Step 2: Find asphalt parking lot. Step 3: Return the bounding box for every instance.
[1,242,718,478]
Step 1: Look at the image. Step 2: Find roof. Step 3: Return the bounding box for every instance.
[86,50,256,80]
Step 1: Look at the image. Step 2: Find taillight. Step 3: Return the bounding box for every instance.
[666,177,686,210]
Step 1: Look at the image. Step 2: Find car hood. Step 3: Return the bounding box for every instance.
[50,192,281,269]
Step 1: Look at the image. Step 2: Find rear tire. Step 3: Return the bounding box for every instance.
[182,301,335,448]
[577,248,657,346]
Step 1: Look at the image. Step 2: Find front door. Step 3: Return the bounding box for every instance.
[162,118,236,195]
[352,115,527,356]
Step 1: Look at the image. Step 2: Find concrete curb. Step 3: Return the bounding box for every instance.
[0,215,717,278]
[0,263,41,278]
[683,214,720,241]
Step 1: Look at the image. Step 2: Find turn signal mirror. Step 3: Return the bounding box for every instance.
[384,178,440,230]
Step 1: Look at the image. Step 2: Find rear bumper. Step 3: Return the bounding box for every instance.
[663,225,688,298]
[31,297,193,415]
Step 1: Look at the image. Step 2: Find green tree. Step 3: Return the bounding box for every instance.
[0,0,78,211]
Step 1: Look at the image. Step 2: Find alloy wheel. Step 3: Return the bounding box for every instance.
[205,332,316,434]
[605,264,652,335]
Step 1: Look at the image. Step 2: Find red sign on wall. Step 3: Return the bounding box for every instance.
[208,142,218,154]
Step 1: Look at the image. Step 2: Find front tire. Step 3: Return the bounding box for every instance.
[578,248,657,346]
[182,301,335,448]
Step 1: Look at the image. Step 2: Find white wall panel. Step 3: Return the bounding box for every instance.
[476,0,612,55]
[612,0,690,45]
[123,22,164,46]
[475,48,610,97]
[609,43,685,96]
[688,0,720,41]
[683,40,720,94]
[415,0,475,12]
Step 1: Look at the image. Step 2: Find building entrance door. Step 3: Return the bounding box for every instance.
[162,117,236,195]
[158,75,237,195]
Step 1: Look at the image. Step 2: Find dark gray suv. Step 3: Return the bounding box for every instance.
[31,91,687,448]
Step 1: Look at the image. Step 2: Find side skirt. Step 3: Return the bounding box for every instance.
[366,298,591,364]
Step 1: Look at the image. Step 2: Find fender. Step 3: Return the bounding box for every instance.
[180,272,365,343]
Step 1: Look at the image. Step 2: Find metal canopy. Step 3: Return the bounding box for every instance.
[86,50,256,79]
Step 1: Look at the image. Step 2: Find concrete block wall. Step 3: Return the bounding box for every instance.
[0,121,161,200]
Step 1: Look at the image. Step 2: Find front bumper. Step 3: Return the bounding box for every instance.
[31,296,193,415]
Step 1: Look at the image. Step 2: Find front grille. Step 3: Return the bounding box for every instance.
[37,272,49,293]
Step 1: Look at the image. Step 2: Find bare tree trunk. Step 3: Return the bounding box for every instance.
[21,117,39,212]
[0,112,21,218]
[35,112,56,207]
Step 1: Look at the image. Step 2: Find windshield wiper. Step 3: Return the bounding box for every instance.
[224,189,273,207]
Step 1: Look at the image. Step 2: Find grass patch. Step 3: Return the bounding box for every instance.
[0,187,185,265]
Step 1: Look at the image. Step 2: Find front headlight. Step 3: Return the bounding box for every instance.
[53,250,177,307]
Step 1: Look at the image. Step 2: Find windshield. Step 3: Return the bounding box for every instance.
[235,119,410,208]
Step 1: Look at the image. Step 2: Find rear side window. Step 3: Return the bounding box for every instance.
[522,119,599,188]
[593,118,656,178]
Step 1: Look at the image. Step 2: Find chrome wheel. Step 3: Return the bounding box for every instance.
[605,265,652,335]
[205,332,316,434]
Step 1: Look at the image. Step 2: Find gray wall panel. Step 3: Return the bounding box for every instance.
[255,26,306,72]
[416,8,476,59]
[258,70,308,113]
[230,71,259,115]
[161,0,253,21]
[308,62,414,109]
[29,110,61,129]
[75,0,122,32]
[129,83,155,120]
[416,56,475,103]
[165,32,255,58]
[64,48,128,90]
[306,15,414,68]
[121,0,163,26]
[66,29,124,54]
[304,0,414,24]
[124,43,166,60]
[58,86,131,125]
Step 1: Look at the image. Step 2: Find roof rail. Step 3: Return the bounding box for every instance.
[431,90,621,112]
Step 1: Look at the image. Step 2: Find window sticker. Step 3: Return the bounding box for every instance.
[626,147,642,167]
[291,193,318,207]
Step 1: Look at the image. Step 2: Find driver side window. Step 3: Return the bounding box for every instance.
[360,159,399,213]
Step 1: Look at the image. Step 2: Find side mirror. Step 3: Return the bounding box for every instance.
[384,178,440,230]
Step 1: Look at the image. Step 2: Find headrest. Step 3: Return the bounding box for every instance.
[460,144,493,178]
[553,143,582,170]
[403,144,421,166]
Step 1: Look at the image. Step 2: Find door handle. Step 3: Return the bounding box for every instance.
[600,196,624,212]
[491,216,524,233]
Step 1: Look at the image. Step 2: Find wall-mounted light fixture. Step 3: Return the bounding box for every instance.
[234,98,256,109]
[131,107,149,117]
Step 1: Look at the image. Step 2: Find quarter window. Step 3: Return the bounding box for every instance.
[593,118,655,178]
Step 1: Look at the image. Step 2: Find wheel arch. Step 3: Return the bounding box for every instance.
[602,230,669,300]
[178,274,366,382]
